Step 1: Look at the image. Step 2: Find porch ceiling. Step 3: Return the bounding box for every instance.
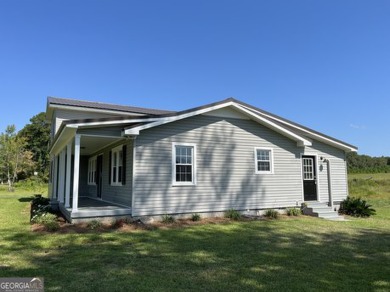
[80,136,123,155]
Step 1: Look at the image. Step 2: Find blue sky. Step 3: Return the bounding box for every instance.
[0,0,389,156]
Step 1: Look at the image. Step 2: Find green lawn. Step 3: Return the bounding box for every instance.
[0,177,389,292]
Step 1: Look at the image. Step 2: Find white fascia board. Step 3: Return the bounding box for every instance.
[240,105,357,152]
[51,118,154,154]
[66,117,160,128]
[50,127,77,155]
[231,104,312,147]
[124,101,237,135]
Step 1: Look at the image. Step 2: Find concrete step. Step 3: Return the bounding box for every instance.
[303,202,345,221]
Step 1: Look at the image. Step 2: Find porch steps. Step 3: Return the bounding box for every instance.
[303,202,346,221]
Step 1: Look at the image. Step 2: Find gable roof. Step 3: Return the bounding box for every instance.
[124,98,313,147]
[46,96,176,121]
[48,96,358,154]
[122,97,357,152]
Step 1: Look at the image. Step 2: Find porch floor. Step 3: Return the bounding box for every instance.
[60,197,132,223]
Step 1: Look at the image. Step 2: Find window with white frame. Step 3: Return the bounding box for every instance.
[172,143,196,185]
[255,148,274,174]
[88,156,97,185]
[111,146,123,186]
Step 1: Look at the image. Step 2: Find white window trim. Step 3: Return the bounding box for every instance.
[172,142,197,186]
[254,147,274,174]
[88,156,97,185]
[111,145,124,187]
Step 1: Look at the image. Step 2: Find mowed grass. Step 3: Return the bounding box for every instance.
[0,177,389,292]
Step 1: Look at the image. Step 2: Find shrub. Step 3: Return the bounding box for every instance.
[15,177,48,193]
[161,214,175,224]
[224,209,241,220]
[286,208,302,216]
[191,213,201,221]
[264,209,279,219]
[339,197,376,217]
[87,220,103,230]
[30,195,51,223]
[34,213,59,231]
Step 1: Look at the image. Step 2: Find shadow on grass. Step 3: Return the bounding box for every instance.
[18,197,34,202]
[1,219,390,292]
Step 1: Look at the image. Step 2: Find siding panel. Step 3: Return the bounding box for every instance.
[133,115,304,216]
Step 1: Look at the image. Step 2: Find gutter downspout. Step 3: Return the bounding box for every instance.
[325,159,333,209]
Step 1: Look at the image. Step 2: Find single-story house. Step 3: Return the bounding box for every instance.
[46,96,357,222]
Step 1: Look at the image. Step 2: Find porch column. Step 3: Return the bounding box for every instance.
[52,155,58,200]
[65,142,72,208]
[72,134,81,212]
[58,149,66,203]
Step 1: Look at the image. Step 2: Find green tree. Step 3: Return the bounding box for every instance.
[18,112,50,180]
[0,125,34,191]
[347,152,390,173]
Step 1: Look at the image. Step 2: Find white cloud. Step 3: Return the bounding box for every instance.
[349,123,367,130]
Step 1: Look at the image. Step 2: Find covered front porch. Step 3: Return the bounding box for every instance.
[59,197,132,223]
[49,123,135,223]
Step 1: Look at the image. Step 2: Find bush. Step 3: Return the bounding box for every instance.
[34,213,59,231]
[339,197,376,217]
[161,214,175,224]
[286,208,302,216]
[224,209,241,220]
[191,213,201,221]
[30,195,51,223]
[87,220,103,230]
[15,177,48,193]
[264,209,279,219]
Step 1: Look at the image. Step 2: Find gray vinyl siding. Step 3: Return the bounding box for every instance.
[304,141,348,203]
[133,115,304,216]
[80,140,133,207]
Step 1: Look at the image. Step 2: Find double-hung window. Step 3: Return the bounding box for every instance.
[255,148,274,174]
[172,143,196,185]
[111,146,123,186]
[88,156,97,185]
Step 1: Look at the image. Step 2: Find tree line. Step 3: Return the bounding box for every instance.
[347,152,390,173]
[0,112,50,190]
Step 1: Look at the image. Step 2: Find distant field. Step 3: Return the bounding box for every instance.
[348,172,390,202]
[349,172,390,181]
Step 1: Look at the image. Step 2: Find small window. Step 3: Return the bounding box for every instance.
[111,146,123,186]
[255,148,274,174]
[303,157,314,180]
[88,156,97,185]
[172,143,196,185]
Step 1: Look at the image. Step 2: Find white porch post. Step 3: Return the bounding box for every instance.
[65,142,72,208]
[58,149,65,203]
[72,134,81,212]
[52,155,58,200]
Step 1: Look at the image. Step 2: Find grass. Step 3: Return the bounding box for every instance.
[0,177,389,291]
